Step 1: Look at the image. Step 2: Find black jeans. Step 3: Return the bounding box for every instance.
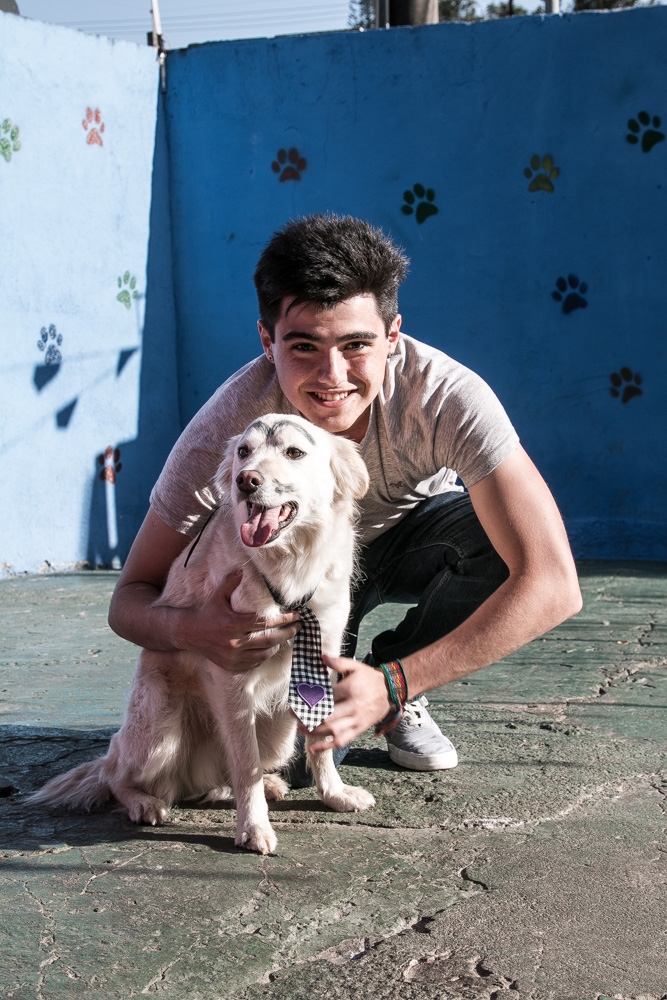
[285,491,508,787]
[345,490,509,664]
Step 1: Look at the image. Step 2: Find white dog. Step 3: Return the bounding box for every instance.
[31,414,375,854]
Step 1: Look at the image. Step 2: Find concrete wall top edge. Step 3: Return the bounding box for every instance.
[164,5,666,59]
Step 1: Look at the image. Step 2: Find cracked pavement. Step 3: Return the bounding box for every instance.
[0,563,666,999]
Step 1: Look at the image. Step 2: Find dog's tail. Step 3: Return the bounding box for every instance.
[27,758,111,811]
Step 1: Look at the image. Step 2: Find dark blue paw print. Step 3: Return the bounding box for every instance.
[552,275,588,315]
[401,184,438,224]
[610,368,643,404]
[626,111,664,153]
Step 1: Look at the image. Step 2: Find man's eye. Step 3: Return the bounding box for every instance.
[237,445,249,458]
[286,447,304,460]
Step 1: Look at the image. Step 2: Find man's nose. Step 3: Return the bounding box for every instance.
[318,349,344,384]
[236,470,263,494]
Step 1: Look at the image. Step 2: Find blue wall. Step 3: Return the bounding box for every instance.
[0,12,181,574]
[1,7,666,571]
[165,8,667,561]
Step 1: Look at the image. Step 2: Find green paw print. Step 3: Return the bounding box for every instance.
[524,154,559,193]
[401,184,439,224]
[626,110,664,153]
[0,118,21,162]
[117,271,138,309]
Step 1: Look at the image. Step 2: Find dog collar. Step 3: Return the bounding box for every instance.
[261,576,315,611]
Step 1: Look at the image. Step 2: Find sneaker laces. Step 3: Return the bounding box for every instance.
[400,695,429,727]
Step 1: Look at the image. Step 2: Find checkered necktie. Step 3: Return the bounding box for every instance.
[288,605,334,730]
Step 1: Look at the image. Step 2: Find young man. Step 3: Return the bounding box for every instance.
[109,214,582,771]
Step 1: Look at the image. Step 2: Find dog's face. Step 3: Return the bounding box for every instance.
[218,414,369,549]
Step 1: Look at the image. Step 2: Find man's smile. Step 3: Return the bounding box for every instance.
[310,389,356,402]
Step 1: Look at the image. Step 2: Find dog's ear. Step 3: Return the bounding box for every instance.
[214,434,241,495]
[329,437,370,502]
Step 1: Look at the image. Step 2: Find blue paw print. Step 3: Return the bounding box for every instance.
[37,324,63,365]
[610,368,642,404]
[552,275,588,315]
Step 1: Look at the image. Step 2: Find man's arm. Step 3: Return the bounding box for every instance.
[309,445,582,749]
[403,443,582,693]
[108,508,301,671]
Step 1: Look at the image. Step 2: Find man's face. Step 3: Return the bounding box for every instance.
[258,294,400,443]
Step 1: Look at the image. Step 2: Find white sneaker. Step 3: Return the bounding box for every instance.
[385,696,458,771]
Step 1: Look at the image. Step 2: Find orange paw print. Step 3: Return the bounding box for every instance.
[82,107,105,147]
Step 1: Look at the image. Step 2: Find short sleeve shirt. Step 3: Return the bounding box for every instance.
[150,333,519,545]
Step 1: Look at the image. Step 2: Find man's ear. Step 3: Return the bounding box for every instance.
[387,314,401,354]
[258,321,273,357]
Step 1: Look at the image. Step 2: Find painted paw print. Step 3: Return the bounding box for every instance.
[610,368,642,404]
[271,147,307,181]
[552,275,588,315]
[82,107,105,146]
[98,446,122,483]
[37,324,63,365]
[524,154,559,194]
[0,118,21,162]
[626,111,664,153]
[401,184,438,224]
[117,272,138,309]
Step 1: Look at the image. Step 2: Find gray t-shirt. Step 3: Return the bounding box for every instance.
[150,333,519,545]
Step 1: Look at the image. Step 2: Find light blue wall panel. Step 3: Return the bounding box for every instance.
[0,13,180,574]
[165,8,667,559]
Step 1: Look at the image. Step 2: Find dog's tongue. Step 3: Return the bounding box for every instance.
[240,505,283,548]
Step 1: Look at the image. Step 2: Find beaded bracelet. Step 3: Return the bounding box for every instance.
[374,658,409,736]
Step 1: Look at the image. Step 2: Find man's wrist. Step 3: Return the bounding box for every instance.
[374,658,409,736]
[159,602,193,654]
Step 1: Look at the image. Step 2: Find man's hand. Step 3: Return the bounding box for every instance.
[108,509,301,672]
[176,570,301,673]
[305,655,393,752]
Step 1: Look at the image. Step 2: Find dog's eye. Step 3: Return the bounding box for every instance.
[286,447,304,460]
[237,445,249,459]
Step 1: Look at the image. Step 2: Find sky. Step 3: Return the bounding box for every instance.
[14,0,548,51]
[16,0,354,49]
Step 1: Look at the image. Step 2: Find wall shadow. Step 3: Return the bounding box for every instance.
[86,88,182,567]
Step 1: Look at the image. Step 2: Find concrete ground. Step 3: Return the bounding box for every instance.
[0,563,666,1000]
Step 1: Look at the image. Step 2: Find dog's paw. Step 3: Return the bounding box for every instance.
[263,773,289,800]
[127,796,169,825]
[235,823,278,855]
[321,784,375,813]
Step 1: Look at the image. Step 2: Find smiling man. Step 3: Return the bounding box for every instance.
[109,214,582,773]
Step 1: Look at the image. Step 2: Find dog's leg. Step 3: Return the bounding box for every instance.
[305,737,375,813]
[104,730,174,826]
[101,652,196,826]
[230,742,277,854]
[201,670,278,855]
[257,711,298,802]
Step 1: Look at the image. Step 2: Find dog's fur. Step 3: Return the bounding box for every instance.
[30,414,375,854]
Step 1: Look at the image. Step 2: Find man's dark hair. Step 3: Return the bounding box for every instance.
[253,214,409,338]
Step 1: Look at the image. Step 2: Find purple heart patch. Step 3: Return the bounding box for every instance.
[297,682,326,708]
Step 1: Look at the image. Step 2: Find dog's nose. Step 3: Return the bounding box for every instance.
[236,470,263,494]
